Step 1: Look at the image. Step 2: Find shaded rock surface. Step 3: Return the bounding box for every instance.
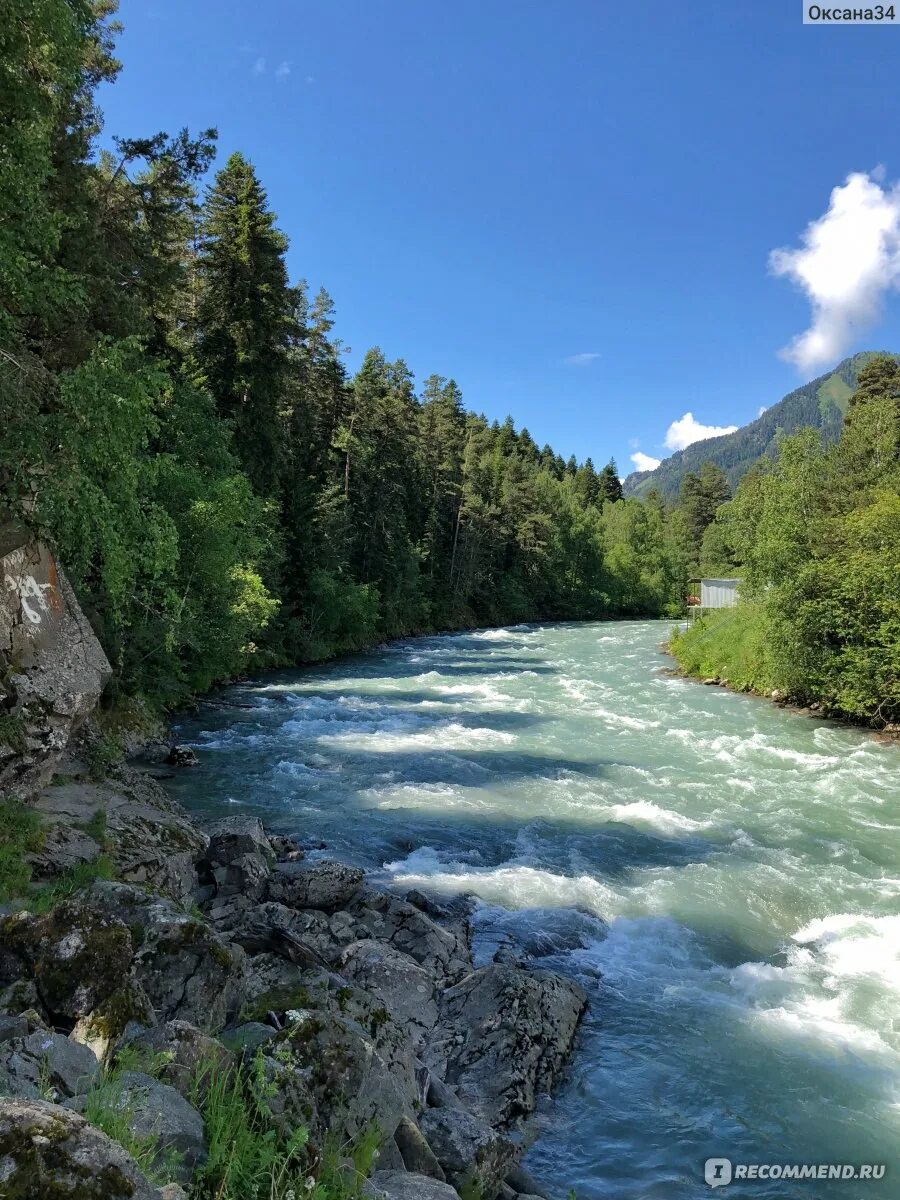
[0,1029,99,1101]
[29,766,206,903]
[0,530,111,800]
[366,1171,462,1200]
[420,1107,516,1196]
[0,1096,161,1199]
[423,963,587,1127]
[67,1070,206,1185]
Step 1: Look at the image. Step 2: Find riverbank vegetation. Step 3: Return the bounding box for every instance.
[1,1,693,712]
[672,354,900,727]
[3,3,896,726]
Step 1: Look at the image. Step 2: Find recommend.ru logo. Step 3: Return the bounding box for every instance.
[704,1158,887,1187]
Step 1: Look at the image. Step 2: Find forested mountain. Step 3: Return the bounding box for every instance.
[623,352,897,499]
[672,353,900,726]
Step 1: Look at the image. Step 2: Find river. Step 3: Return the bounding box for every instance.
[165,620,900,1200]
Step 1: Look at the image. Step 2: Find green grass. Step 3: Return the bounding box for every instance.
[669,603,781,694]
[26,854,116,914]
[0,799,43,901]
[189,1052,379,1200]
[79,1056,183,1185]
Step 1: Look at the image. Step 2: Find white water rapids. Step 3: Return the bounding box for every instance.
[167,620,900,1199]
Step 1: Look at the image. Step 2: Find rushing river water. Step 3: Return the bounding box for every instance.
[167,620,900,1199]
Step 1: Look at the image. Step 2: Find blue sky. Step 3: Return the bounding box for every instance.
[102,0,900,475]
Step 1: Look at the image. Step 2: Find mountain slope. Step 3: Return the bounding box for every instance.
[623,351,895,500]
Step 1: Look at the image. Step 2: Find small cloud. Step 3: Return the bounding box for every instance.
[664,412,738,451]
[770,170,900,372]
[275,61,291,81]
[630,451,661,472]
[253,56,266,75]
[757,405,768,417]
[305,74,315,85]
[563,352,601,367]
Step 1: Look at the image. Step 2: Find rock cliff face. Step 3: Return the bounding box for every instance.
[0,524,110,798]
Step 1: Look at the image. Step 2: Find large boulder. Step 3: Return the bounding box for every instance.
[84,882,249,1033]
[0,1096,160,1199]
[347,889,472,983]
[423,964,586,1128]
[393,1114,446,1180]
[0,901,133,1025]
[339,940,440,1050]
[67,1071,206,1185]
[0,530,111,799]
[0,1030,99,1101]
[365,1171,461,1200]
[220,901,354,969]
[420,1107,516,1197]
[30,766,206,903]
[268,859,364,912]
[259,971,420,1143]
[205,815,274,867]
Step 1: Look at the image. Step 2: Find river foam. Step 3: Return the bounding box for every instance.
[168,620,900,1199]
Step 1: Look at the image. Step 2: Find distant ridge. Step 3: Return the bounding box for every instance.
[622,351,897,500]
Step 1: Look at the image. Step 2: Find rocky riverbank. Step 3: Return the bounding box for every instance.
[0,533,587,1199]
[0,751,587,1200]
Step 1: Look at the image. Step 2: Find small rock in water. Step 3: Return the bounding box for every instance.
[166,745,199,767]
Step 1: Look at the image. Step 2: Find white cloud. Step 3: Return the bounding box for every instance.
[275,61,291,81]
[757,405,768,417]
[664,412,738,451]
[770,170,900,372]
[630,451,661,472]
[253,56,266,75]
[563,352,600,366]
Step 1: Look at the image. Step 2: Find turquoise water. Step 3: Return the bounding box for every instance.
[167,621,900,1199]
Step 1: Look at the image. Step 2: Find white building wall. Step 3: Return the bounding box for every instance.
[700,578,740,608]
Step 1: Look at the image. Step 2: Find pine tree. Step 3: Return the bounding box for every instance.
[195,152,296,496]
[597,458,623,504]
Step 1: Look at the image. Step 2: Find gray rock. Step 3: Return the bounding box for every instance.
[339,940,440,1050]
[372,1134,407,1172]
[68,1070,206,1185]
[0,1096,160,1198]
[0,900,133,1023]
[70,979,156,1065]
[166,745,198,767]
[262,974,420,1143]
[365,1170,461,1200]
[84,882,249,1033]
[420,1107,516,1197]
[423,964,586,1128]
[159,1186,189,1200]
[0,1030,99,1101]
[0,1015,28,1044]
[125,1020,231,1099]
[223,1022,276,1055]
[0,532,111,800]
[504,1163,548,1197]
[29,767,206,903]
[221,901,350,968]
[394,1115,446,1181]
[212,851,271,902]
[348,889,472,983]
[205,815,274,867]
[270,858,365,912]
